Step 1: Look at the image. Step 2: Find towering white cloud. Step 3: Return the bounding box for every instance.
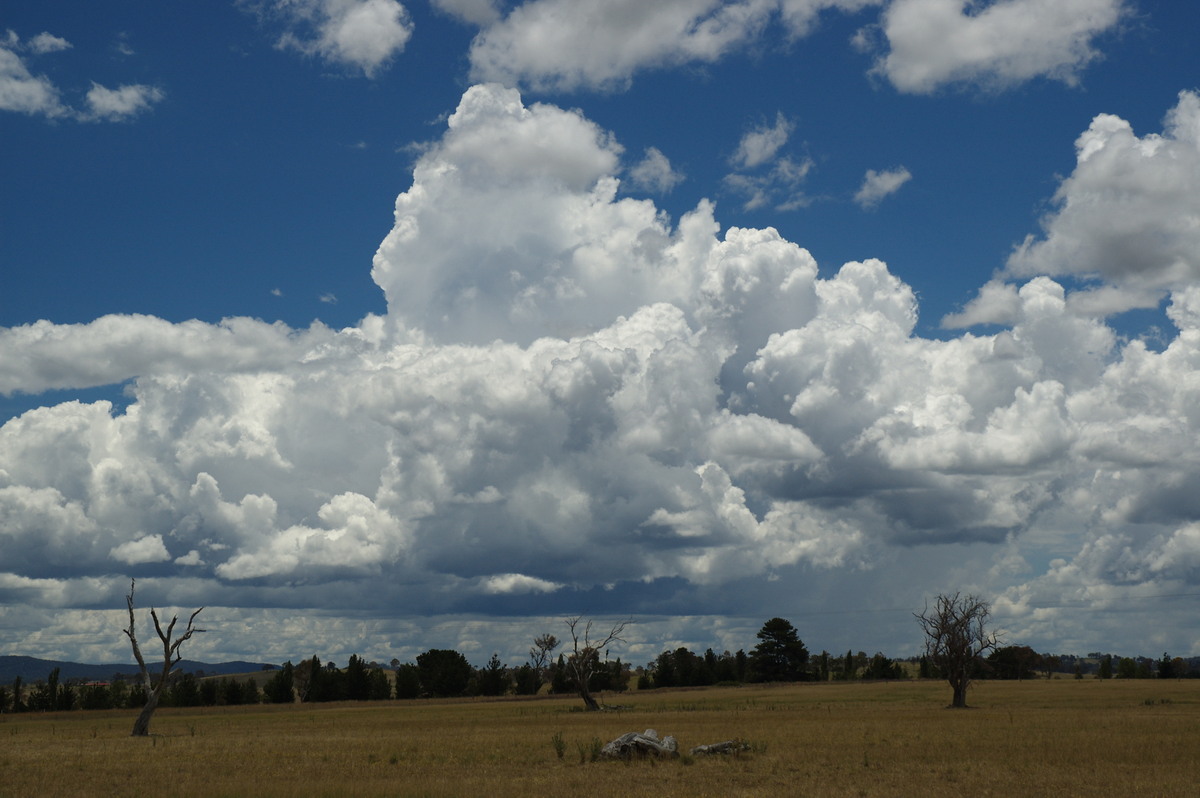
[5,85,1200,662]
[1007,90,1200,312]
[949,90,1200,324]
[864,0,1128,94]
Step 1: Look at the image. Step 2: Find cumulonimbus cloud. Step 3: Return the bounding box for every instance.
[4,84,1200,662]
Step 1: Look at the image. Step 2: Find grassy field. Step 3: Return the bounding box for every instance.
[2,679,1197,797]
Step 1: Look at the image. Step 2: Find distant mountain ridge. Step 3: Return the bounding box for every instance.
[0,655,277,683]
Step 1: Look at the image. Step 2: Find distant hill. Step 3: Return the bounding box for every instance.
[0,655,277,684]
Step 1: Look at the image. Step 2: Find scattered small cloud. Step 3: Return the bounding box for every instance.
[113,33,136,57]
[268,0,414,77]
[482,573,564,594]
[27,32,71,55]
[83,82,165,122]
[731,112,794,170]
[854,165,911,208]
[724,113,813,212]
[109,534,171,566]
[175,549,205,566]
[0,30,69,118]
[627,146,684,194]
[0,30,163,123]
[319,292,338,304]
[430,0,503,26]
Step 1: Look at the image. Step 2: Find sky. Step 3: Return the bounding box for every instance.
[2,0,1199,671]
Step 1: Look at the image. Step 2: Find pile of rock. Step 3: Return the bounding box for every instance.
[689,740,752,756]
[598,730,753,760]
[599,729,679,759]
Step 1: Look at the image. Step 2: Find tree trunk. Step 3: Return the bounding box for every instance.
[578,684,599,711]
[950,681,968,708]
[130,688,161,736]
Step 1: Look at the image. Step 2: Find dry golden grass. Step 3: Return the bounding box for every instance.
[2,679,1197,797]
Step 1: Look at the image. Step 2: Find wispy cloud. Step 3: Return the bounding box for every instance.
[854,165,911,208]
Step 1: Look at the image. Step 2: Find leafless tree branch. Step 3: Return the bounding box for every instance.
[123,578,205,735]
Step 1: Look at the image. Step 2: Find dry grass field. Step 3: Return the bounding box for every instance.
[2,679,1196,797]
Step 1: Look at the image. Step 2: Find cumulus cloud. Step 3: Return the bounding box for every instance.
[1006,90,1200,310]
[0,30,68,118]
[723,112,814,210]
[0,314,345,395]
[0,30,164,122]
[271,0,414,77]
[26,32,71,55]
[110,534,171,565]
[854,165,911,208]
[627,147,685,194]
[467,0,780,91]
[83,82,165,121]
[731,112,794,169]
[463,1,891,91]
[5,85,1200,661]
[863,0,1129,93]
[948,90,1200,324]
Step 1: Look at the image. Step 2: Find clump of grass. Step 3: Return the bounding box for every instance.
[551,731,565,760]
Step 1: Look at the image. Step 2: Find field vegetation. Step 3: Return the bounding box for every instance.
[2,678,1196,797]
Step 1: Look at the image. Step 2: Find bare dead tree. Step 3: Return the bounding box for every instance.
[123,579,205,736]
[915,592,999,708]
[564,616,628,711]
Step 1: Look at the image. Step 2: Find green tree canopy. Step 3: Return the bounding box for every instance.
[416,649,473,697]
[750,617,810,682]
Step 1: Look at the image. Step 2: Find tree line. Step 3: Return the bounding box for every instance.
[2,608,1194,718]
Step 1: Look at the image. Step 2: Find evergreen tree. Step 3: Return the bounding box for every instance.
[367,668,391,700]
[394,663,421,699]
[841,649,855,680]
[264,662,296,703]
[477,653,509,697]
[512,663,540,695]
[1098,654,1113,679]
[549,654,571,694]
[749,618,809,682]
[345,655,370,700]
[171,673,202,707]
[415,649,473,697]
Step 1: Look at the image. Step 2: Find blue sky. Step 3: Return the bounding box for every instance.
[2,1,1200,668]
